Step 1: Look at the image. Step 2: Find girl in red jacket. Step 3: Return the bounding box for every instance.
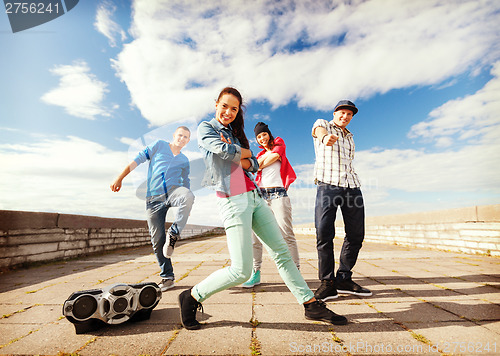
[243,122,300,287]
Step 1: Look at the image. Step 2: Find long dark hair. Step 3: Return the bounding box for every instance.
[265,132,275,149]
[217,87,249,149]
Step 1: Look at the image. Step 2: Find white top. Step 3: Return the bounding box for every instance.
[260,160,284,188]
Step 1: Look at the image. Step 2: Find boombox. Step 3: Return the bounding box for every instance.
[63,282,162,334]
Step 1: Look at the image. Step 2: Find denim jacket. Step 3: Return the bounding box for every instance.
[197,118,259,194]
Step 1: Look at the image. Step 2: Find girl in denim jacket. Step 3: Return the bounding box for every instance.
[177,87,347,330]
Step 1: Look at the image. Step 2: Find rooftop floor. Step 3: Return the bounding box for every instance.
[0,234,499,355]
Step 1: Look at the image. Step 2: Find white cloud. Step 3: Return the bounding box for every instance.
[287,186,316,225]
[111,0,500,126]
[0,136,142,219]
[94,1,127,47]
[187,191,223,226]
[289,64,500,219]
[252,113,271,122]
[182,149,203,161]
[118,136,137,146]
[291,139,500,219]
[354,145,500,193]
[0,135,217,225]
[409,61,500,146]
[41,61,113,120]
[0,127,20,132]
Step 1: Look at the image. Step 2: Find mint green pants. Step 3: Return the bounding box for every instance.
[192,190,314,304]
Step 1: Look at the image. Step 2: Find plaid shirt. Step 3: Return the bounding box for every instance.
[312,119,361,188]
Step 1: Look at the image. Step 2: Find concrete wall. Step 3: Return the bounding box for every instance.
[0,210,224,269]
[2,204,499,269]
[294,204,500,256]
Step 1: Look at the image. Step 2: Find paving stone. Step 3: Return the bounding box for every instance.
[0,237,499,355]
[165,301,253,355]
[0,322,95,355]
[431,298,500,321]
[370,300,464,323]
[254,303,335,355]
[80,323,178,356]
[410,322,500,355]
[0,304,61,325]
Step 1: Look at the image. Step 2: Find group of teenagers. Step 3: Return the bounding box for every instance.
[111,87,371,330]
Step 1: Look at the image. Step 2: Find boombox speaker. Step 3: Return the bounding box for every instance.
[63,282,162,334]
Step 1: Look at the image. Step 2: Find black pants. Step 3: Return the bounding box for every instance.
[315,182,365,282]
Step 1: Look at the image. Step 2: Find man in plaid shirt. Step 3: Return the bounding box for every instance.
[311,100,372,301]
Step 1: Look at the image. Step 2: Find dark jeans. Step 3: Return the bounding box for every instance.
[315,182,365,282]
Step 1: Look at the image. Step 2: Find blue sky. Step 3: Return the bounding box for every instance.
[1,0,499,226]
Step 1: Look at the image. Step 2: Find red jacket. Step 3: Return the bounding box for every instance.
[255,136,296,189]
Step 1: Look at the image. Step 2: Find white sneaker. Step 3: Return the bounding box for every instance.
[163,232,179,258]
[159,278,175,292]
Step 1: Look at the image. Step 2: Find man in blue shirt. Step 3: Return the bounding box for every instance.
[111,126,195,291]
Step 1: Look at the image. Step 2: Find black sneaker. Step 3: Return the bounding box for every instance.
[314,280,338,301]
[336,279,372,296]
[304,300,347,325]
[178,289,203,330]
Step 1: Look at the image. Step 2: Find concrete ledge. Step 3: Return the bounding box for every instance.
[295,204,500,256]
[57,213,148,229]
[477,204,500,222]
[0,210,223,269]
[0,210,148,230]
[0,210,59,230]
[365,204,500,225]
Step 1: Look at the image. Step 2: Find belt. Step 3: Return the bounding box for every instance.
[261,187,286,194]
